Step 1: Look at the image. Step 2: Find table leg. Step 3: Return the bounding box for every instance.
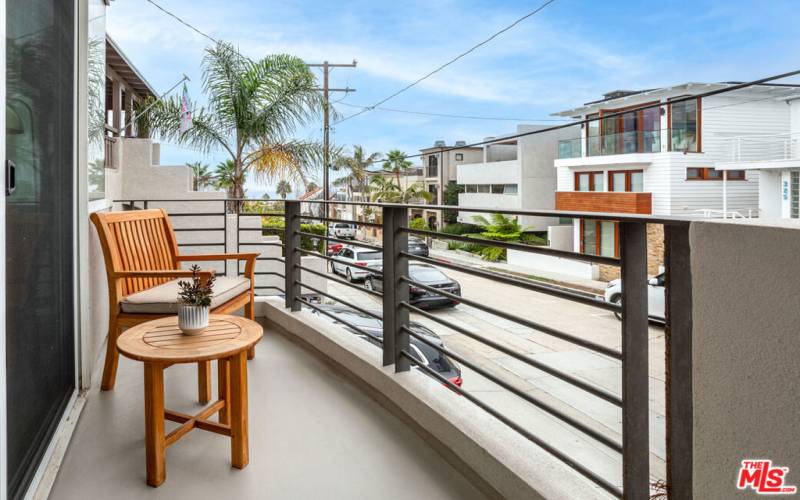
[198,361,212,404]
[144,362,166,487]
[218,359,230,425]
[229,351,249,469]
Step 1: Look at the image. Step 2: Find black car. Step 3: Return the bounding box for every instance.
[365,263,461,309]
[310,304,462,386]
[407,236,429,257]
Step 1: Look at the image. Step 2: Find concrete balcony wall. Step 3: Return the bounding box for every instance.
[690,219,800,498]
[457,192,520,225]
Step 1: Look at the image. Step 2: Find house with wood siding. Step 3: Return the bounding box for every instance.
[549,82,798,278]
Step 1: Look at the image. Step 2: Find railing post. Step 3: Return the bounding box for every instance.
[382,206,410,371]
[619,221,649,500]
[664,223,693,499]
[284,200,301,311]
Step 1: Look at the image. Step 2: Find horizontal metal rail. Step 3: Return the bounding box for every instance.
[239,212,284,216]
[253,271,284,277]
[173,227,225,232]
[403,252,617,312]
[295,264,383,298]
[177,242,224,247]
[297,282,382,320]
[402,325,622,452]
[167,212,227,217]
[297,248,384,275]
[299,215,383,229]
[257,256,284,262]
[294,231,383,251]
[255,285,284,291]
[400,276,622,362]
[402,227,619,266]
[401,302,621,406]
[297,296,383,344]
[400,351,623,498]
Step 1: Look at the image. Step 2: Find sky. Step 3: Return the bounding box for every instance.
[107,0,800,196]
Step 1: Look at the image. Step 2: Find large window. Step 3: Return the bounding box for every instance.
[581,220,618,257]
[686,167,744,180]
[459,184,518,194]
[609,170,644,192]
[670,97,701,152]
[575,171,604,191]
[426,155,438,177]
[595,103,660,155]
[791,171,799,219]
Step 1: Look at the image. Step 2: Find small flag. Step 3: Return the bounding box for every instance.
[179,82,193,133]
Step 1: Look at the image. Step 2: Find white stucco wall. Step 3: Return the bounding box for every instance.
[690,219,800,498]
[758,169,783,218]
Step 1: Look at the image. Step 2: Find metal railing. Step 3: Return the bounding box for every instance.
[719,130,800,163]
[115,197,693,499]
[558,128,705,159]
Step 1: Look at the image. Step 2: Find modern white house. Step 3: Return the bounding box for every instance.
[541,82,799,279]
[714,91,800,219]
[456,125,573,231]
[419,140,482,228]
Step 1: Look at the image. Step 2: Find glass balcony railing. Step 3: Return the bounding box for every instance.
[558,130,666,159]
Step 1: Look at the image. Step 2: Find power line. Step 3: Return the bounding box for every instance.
[335,101,570,122]
[351,69,800,167]
[143,0,219,44]
[335,0,557,125]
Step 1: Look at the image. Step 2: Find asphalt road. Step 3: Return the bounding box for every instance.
[325,264,667,491]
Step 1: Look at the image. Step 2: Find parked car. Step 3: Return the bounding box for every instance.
[407,236,429,257]
[327,242,344,255]
[365,263,461,309]
[604,272,665,321]
[310,304,462,387]
[330,246,383,282]
[329,222,356,239]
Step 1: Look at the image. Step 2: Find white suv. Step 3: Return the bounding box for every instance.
[330,246,383,282]
[329,223,356,239]
[604,272,665,321]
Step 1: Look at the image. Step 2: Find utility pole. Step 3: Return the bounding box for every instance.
[307,61,357,209]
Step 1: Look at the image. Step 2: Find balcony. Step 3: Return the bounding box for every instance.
[556,191,652,214]
[716,131,800,169]
[43,198,798,500]
[558,130,662,160]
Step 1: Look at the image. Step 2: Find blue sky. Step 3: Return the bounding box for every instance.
[107,0,800,196]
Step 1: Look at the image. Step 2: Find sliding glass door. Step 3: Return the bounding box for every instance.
[6,1,76,498]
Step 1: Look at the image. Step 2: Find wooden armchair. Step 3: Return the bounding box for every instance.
[90,209,259,402]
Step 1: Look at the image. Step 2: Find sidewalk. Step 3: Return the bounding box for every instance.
[428,247,609,295]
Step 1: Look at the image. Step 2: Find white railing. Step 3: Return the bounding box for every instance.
[695,208,760,220]
[721,131,800,163]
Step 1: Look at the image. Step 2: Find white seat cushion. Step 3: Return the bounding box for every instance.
[121,276,251,314]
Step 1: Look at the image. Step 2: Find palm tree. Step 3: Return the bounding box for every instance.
[213,159,239,197]
[382,149,412,187]
[305,181,319,192]
[369,175,401,202]
[188,161,214,191]
[334,145,381,194]
[276,179,292,199]
[145,42,324,206]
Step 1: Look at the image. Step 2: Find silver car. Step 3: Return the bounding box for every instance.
[604,272,665,321]
[330,246,383,282]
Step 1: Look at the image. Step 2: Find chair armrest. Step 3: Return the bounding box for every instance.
[113,269,215,280]
[176,253,259,279]
[176,253,259,262]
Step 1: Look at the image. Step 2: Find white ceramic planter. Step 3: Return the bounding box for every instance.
[178,305,210,335]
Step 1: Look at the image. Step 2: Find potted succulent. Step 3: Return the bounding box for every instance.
[177,265,215,335]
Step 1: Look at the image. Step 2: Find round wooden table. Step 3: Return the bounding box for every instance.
[117,314,263,487]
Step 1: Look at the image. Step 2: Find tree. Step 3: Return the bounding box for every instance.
[213,159,239,196]
[382,149,412,187]
[145,42,325,205]
[188,161,214,191]
[442,181,464,223]
[370,176,432,204]
[276,179,292,199]
[305,181,319,192]
[334,145,381,194]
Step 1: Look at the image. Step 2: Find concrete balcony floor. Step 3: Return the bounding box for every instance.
[50,320,484,500]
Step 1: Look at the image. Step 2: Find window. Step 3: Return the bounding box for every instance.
[608,170,644,192]
[477,185,490,193]
[596,103,661,155]
[586,113,600,156]
[575,171,604,191]
[455,153,464,161]
[670,97,701,152]
[581,220,618,257]
[426,155,438,177]
[503,184,518,195]
[428,156,438,167]
[491,184,504,194]
[686,167,745,181]
[464,184,477,193]
[791,171,799,219]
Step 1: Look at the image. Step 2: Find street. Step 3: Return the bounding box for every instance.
[325,263,666,490]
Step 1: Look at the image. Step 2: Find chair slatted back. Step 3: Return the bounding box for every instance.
[90,209,180,297]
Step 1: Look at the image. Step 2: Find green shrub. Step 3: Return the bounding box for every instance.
[520,232,547,246]
[442,222,482,235]
[479,246,506,262]
[262,216,325,254]
[409,217,429,231]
